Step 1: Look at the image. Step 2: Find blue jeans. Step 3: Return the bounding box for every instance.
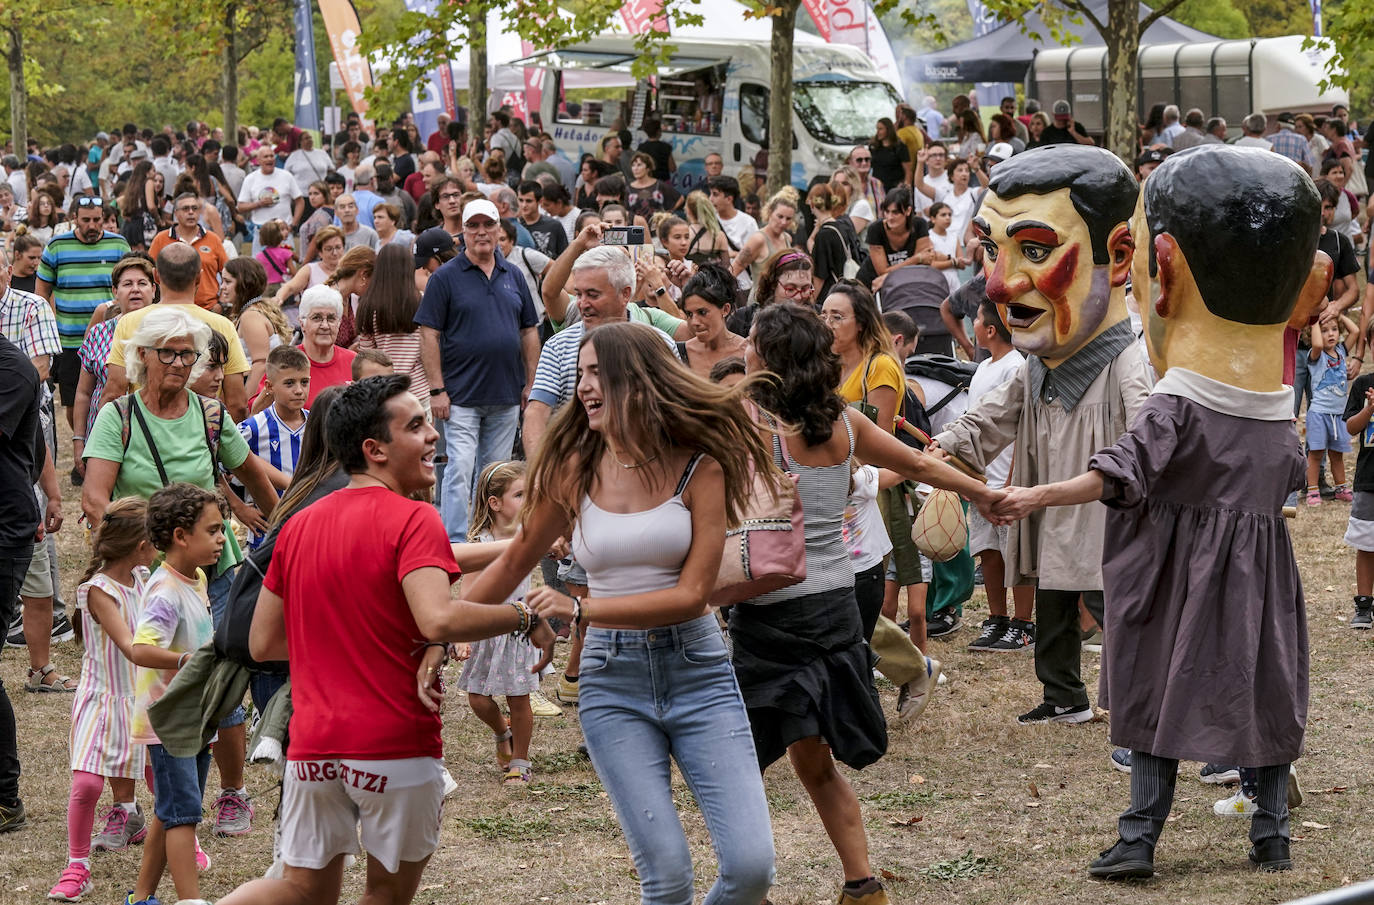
[147,743,211,829]
[439,404,520,541]
[1293,346,1312,419]
[579,614,775,905]
[208,566,246,729]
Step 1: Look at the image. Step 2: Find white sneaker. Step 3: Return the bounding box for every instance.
[1213,789,1258,817]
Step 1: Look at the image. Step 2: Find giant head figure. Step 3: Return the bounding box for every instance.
[1142,145,1332,389]
[973,146,1139,366]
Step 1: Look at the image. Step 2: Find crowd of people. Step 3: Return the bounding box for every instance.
[0,91,1364,905]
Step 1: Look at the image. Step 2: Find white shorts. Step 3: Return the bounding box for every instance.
[1346,493,1374,552]
[967,507,1007,557]
[280,757,445,874]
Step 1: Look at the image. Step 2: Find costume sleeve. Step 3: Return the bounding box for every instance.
[1118,345,1154,429]
[932,360,1025,473]
[1089,399,1180,509]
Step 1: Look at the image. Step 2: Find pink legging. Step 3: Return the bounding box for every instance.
[67,771,106,861]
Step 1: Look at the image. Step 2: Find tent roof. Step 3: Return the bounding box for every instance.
[911,0,1216,84]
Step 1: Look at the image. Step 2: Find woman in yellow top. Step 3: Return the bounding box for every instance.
[822,279,903,433]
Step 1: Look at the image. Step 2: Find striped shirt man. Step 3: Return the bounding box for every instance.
[37,230,129,350]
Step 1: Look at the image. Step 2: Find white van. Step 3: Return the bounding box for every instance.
[1031,35,1349,137]
[513,35,903,192]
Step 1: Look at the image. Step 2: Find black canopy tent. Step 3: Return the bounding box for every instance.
[910,0,1216,84]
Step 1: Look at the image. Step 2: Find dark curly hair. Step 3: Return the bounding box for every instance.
[746,304,844,446]
[146,483,227,553]
[679,262,735,310]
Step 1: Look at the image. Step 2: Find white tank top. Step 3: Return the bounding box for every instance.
[571,454,702,598]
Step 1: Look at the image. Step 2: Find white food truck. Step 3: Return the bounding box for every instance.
[512,34,904,191]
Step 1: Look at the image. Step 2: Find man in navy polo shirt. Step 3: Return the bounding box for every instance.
[417,199,539,540]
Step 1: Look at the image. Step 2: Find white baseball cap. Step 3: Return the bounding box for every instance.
[986,142,1015,162]
[462,199,500,225]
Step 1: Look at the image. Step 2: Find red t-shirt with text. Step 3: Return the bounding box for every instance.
[264,485,459,760]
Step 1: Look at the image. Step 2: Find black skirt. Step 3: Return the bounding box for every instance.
[729,586,888,771]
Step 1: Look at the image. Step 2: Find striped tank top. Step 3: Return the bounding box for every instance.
[751,413,856,605]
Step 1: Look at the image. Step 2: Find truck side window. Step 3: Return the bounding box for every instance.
[740,83,769,146]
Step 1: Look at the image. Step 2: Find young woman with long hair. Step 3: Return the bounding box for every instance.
[732,189,796,287]
[323,245,376,349]
[119,161,159,251]
[683,189,735,267]
[354,244,430,409]
[225,257,293,394]
[869,117,911,192]
[464,322,779,904]
[740,303,1003,905]
[862,186,934,291]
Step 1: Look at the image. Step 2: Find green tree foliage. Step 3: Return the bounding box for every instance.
[1168,0,1250,38]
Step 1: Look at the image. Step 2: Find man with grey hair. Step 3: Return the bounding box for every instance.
[100,242,251,421]
[416,198,539,541]
[544,137,578,193]
[347,163,384,229]
[238,145,303,256]
[490,185,536,248]
[1235,113,1274,151]
[1169,108,1209,150]
[2,155,26,205]
[1205,117,1228,144]
[1159,105,1184,147]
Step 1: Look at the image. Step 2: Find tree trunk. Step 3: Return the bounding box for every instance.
[222,0,239,143]
[1103,0,1139,164]
[6,26,26,158]
[766,0,799,195]
[469,3,488,123]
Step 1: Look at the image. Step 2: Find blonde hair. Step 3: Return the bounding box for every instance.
[468,460,528,542]
[763,187,799,222]
[81,497,149,584]
[685,191,725,242]
[326,246,376,288]
[524,322,778,531]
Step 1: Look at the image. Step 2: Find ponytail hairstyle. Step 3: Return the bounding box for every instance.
[467,460,528,542]
[81,497,150,585]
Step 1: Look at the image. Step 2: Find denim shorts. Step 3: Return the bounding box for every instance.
[147,743,211,829]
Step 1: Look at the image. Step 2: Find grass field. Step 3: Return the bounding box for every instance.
[2,440,1372,905]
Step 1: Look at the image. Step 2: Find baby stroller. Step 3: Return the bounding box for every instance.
[876,265,957,357]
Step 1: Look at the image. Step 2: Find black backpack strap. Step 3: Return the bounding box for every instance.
[676,341,688,365]
[129,398,170,486]
[925,385,965,417]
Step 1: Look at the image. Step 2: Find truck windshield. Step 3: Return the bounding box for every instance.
[793,81,901,145]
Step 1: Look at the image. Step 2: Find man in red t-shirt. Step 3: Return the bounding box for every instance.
[220,375,552,905]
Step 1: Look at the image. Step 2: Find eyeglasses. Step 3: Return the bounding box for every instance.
[176,205,200,213]
[820,313,850,325]
[439,192,462,202]
[305,313,339,324]
[149,347,200,366]
[852,156,872,163]
[778,282,815,297]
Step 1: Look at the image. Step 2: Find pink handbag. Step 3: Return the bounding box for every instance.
[710,440,808,607]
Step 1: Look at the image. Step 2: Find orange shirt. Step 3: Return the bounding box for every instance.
[148,227,229,310]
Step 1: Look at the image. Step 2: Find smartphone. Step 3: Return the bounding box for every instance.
[602,226,646,246]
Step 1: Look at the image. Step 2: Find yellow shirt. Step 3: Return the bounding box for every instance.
[838,353,905,430]
[106,302,251,377]
[897,125,925,163]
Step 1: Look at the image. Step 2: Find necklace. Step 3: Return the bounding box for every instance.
[610,448,660,470]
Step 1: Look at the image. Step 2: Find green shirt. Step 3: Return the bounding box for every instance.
[37,231,131,349]
[85,391,250,575]
[551,302,685,336]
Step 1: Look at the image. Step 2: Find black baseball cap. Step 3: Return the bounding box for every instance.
[414,227,456,268]
[1135,147,1168,168]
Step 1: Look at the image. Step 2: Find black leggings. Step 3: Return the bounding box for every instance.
[854,562,885,642]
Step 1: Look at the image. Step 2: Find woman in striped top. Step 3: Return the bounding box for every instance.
[47,498,158,902]
[353,244,431,412]
[71,255,155,482]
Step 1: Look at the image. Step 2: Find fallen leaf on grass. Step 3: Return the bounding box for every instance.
[419,884,444,892]
[549,806,568,813]
[1024,801,1040,808]
[909,774,926,784]
[879,868,910,882]
[889,815,924,827]
[1302,821,1330,829]
[1028,781,1040,798]
[1033,763,1052,769]
[1308,786,1348,795]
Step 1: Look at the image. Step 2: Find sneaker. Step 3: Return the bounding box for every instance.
[1335,486,1354,502]
[212,789,253,836]
[895,657,941,723]
[967,615,1009,651]
[1352,596,1373,629]
[1319,476,1336,500]
[837,878,890,904]
[1088,838,1154,879]
[4,616,24,648]
[1249,837,1293,872]
[1199,763,1240,784]
[51,614,75,644]
[1213,789,1258,817]
[92,804,146,851]
[554,675,579,705]
[47,862,93,902]
[985,618,1035,652]
[0,799,26,832]
[925,608,962,639]
[1287,764,1303,810]
[194,836,211,871]
[123,893,162,905]
[1306,488,1321,507]
[1110,748,1132,773]
[529,690,562,717]
[1017,702,1093,725]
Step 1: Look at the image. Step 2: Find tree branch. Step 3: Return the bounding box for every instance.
[235,35,269,63]
[1059,0,1105,35]
[1140,0,1188,31]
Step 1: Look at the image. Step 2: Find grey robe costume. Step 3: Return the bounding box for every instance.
[1090,368,1308,765]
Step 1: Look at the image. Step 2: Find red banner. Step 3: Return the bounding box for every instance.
[620,0,669,34]
[318,0,375,116]
[800,0,866,47]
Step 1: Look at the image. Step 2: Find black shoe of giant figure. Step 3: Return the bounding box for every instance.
[1088,839,1154,879]
[1249,837,1293,872]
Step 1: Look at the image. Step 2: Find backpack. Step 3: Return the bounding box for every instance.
[905,354,977,418]
[113,391,224,486]
[823,222,861,280]
[215,531,287,673]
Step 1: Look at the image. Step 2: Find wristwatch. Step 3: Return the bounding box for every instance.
[653,286,667,298]
[430,388,447,397]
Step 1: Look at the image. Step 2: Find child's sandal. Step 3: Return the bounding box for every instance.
[502,760,532,788]
[26,664,77,693]
[494,728,514,770]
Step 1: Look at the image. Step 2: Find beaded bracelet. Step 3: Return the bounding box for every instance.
[509,600,532,637]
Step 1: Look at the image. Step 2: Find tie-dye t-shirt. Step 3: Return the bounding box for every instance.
[130,564,214,746]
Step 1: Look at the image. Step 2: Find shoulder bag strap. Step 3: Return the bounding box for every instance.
[129,398,170,486]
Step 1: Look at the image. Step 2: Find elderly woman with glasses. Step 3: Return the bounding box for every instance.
[253,285,356,414]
